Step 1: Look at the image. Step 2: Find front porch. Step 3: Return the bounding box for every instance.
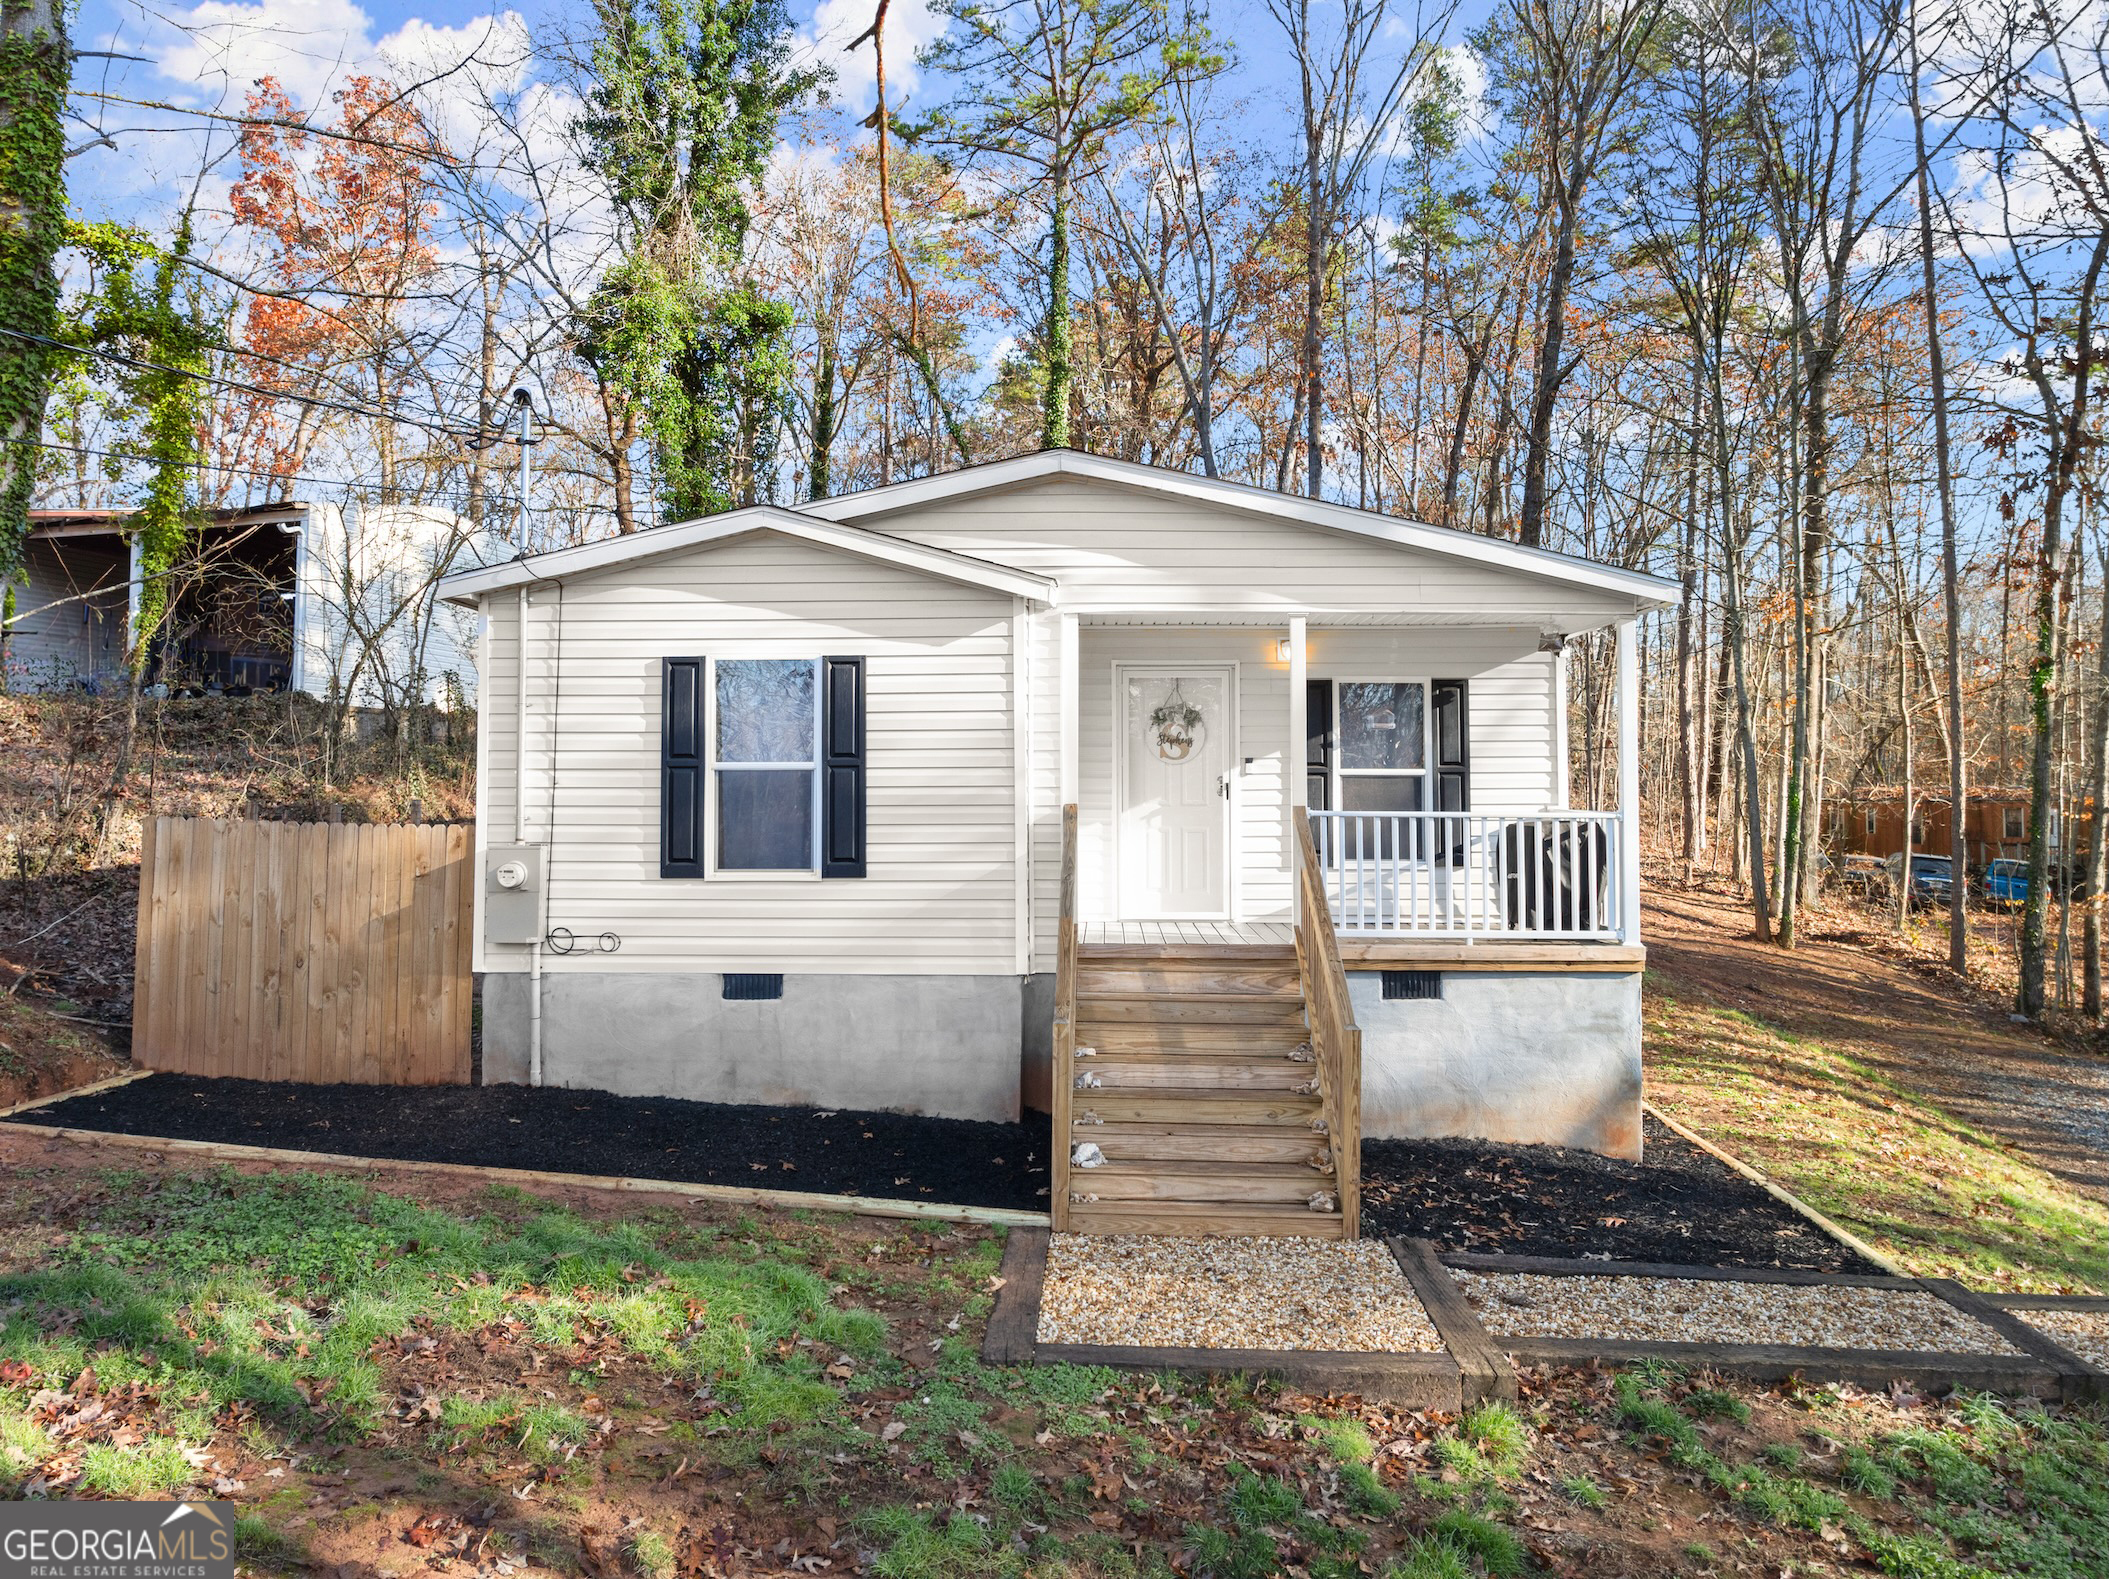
[1054,612,1643,951]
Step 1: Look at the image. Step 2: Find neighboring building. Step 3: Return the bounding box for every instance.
[441,449,1676,1194]
[1829,787,2072,868]
[7,502,488,707]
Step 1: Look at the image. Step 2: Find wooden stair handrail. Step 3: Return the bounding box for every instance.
[1050,803,1079,1232]
[1295,814,1362,1237]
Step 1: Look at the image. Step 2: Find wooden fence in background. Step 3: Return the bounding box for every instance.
[133,817,474,1084]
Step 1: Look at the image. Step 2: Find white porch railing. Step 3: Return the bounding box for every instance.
[1307,810,1624,940]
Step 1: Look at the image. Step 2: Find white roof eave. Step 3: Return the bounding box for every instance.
[801,450,1679,611]
[435,505,1060,608]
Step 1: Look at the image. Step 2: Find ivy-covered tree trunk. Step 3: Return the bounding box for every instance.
[0,0,70,578]
[1042,163,1072,450]
[808,332,837,500]
[98,219,208,856]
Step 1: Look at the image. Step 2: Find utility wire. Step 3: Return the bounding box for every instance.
[0,325,486,442]
[5,434,624,516]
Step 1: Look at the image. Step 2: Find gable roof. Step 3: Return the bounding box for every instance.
[436,452,1680,611]
[800,450,1678,608]
[436,504,1059,606]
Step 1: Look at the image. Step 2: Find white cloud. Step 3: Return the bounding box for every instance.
[154,0,377,110]
[378,11,534,155]
[792,0,945,114]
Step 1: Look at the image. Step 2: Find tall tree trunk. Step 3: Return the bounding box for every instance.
[1895,520,1915,932]
[1302,64,1325,500]
[1908,0,1969,973]
[2019,233,2109,1016]
[1677,354,1702,877]
[2085,545,2109,1017]
[1441,347,1483,527]
[809,333,837,501]
[1043,165,1073,450]
[0,0,71,574]
[1777,358,1833,950]
[1517,181,1582,549]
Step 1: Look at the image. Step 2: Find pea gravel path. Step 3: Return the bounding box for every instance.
[2016,1308,2109,1370]
[1453,1271,2024,1354]
[1036,1235,1443,1352]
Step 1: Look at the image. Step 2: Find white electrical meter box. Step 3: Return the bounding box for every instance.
[485,843,543,944]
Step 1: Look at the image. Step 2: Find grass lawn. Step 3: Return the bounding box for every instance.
[1644,976,2109,1295]
[0,1150,2103,1578]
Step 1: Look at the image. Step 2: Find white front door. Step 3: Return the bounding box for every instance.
[1117,665,1235,919]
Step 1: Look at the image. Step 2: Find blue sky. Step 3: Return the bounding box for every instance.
[62,0,1487,238]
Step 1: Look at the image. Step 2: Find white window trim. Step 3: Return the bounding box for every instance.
[704,655,824,880]
[1329,675,1432,811]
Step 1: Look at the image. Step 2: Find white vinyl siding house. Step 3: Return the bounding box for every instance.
[442,452,1676,1150]
[473,532,1026,976]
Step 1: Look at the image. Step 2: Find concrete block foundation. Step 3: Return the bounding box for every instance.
[1350,970,1643,1159]
[481,972,1026,1123]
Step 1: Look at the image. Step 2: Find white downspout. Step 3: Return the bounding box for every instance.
[1615,616,1643,946]
[511,390,544,1087]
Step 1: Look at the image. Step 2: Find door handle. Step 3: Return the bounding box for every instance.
[1219,773,1231,800]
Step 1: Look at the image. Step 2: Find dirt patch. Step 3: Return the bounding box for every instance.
[10,1073,1052,1211]
[1359,1114,1876,1272]
[0,996,128,1113]
[1646,883,2109,1202]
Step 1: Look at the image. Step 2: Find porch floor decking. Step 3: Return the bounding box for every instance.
[1079,920,1297,947]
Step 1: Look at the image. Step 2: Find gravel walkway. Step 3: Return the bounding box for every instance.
[2017,1308,2109,1370]
[1453,1271,2023,1354]
[1036,1235,1443,1352]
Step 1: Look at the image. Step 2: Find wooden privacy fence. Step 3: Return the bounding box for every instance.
[133,817,474,1084]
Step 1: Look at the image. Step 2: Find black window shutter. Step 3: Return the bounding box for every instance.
[1306,678,1334,811]
[661,657,706,877]
[821,655,867,878]
[1432,678,1469,812]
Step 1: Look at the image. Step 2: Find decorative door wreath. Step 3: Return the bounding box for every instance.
[1148,679,1206,761]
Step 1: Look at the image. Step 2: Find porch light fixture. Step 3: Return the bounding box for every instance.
[1537,629,1568,655]
[1274,637,1295,663]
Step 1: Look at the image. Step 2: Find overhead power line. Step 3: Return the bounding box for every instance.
[0,325,483,442]
[7,434,626,518]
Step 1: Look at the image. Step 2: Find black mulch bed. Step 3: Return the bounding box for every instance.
[11,1075,1051,1212]
[15,1080,1874,1271]
[1358,1114,1881,1273]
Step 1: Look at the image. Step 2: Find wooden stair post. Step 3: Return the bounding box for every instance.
[1050,805,1078,1232]
[1048,812,1362,1240]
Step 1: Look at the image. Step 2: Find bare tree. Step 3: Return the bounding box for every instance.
[1266,0,1459,499]
[1501,0,1663,549]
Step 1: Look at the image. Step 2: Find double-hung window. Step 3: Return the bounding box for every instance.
[713,658,820,872]
[1335,680,1428,814]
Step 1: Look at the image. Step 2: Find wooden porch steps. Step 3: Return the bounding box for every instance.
[1065,943,1344,1240]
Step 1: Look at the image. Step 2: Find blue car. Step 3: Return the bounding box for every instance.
[1983,858,2029,907]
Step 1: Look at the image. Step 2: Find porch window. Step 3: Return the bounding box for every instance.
[1335,680,1427,814]
[713,658,818,871]
[2004,806,2025,840]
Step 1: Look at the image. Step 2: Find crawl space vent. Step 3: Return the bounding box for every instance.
[722,973,784,1001]
[1381,970,1442,1001]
